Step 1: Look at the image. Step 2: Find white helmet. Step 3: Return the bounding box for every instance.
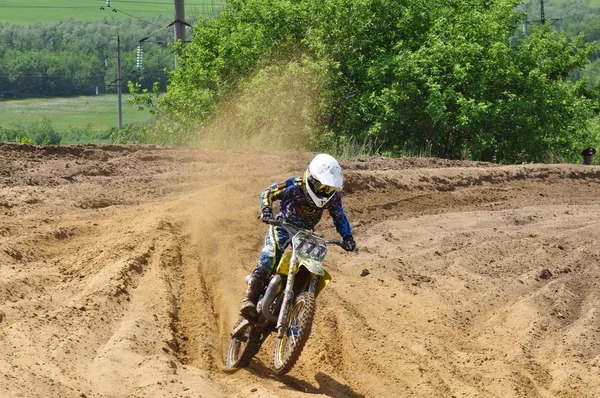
[303,154,343,208]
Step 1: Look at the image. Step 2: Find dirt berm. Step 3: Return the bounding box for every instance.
[1,143,599,398]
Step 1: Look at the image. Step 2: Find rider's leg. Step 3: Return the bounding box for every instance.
[240,273,267,317]
[240,225,288,317]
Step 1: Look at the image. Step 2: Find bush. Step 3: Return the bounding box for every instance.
[26,117,62,145]
[0,118,62,145]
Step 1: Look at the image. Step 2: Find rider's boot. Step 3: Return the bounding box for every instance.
[240,275,266,318]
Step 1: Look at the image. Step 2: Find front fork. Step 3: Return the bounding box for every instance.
[276,257,320,338]
[276,256,297,338]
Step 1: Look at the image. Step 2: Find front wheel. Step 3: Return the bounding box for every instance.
[224,317,263,368]
[273,292,316,375]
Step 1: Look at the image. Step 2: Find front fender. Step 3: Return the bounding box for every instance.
[276,252,331,296]
[316,270,332,296]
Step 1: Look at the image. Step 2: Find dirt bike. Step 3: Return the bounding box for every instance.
[224,217,353,375]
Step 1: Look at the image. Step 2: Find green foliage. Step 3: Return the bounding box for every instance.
[25,117,62,145]
[4,0,600,160]
[519,1,600,89]
[109,120,197,146]
[0,17,181,99]
[0,115,122,146]
[304,0,598,163]
[0,126,23,142]
[156,0,309,123]
[138,0,600,163]
[16,136,34,145]
[2,48,103,97]
[109,125,149,145]
[61,125,113,145]
[0,117,61,145]
[127,81,164,116]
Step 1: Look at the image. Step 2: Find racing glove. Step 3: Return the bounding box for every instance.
[342,235,356,252]
[260,206,273,223]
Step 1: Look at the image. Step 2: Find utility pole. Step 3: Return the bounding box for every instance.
[174,0,186,43]
[524,0,561,35]
[174,0,186,69]
[540,0,546,25]
[117,35,123,131]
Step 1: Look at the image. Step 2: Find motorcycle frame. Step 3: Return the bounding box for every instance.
[275,229,327,338]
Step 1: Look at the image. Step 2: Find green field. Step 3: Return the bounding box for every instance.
[0,0,225,25]
[0,95,151,144]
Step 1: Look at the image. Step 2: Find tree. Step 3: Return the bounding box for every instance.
[302,0,599,162]
[143,0,600,162]
[0,18,177,98]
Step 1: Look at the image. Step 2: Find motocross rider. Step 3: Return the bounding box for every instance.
[240,153,356,318]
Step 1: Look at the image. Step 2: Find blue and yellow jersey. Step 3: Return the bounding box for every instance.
[260,176,352,237]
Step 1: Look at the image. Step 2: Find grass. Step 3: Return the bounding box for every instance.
[0,95,152,144]
[0,0,225,25]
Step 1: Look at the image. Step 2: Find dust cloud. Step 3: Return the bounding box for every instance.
[193,61,320,152]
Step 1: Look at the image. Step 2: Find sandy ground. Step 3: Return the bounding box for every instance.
[1,142,600,398]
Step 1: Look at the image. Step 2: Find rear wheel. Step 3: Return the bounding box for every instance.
[273,292,316,375]
[224,317,263,368]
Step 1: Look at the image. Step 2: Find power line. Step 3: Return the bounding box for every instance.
[0,73,167,78]
[0,2,221,8]
[0,5,99,9]
[0,76,77,93]
[0,71,167,91]
[97,1,218,5]
[100,6,164,28]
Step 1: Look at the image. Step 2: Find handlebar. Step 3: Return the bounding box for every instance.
[323,239,345,249]
[262,216,297,228]
[261,215,358,253]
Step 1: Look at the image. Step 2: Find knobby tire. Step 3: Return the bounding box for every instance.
[224,317,263,368]
[273,292,316,375]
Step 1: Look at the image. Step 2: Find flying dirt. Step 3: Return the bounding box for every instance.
[0,142,599,398]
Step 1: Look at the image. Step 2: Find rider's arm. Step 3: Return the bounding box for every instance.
[328,194,352,238]
[259,177,296,209]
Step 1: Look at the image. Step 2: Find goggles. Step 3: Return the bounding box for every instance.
[308,176,337,196]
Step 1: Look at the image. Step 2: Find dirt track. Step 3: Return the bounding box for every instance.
[1,143,600,398]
